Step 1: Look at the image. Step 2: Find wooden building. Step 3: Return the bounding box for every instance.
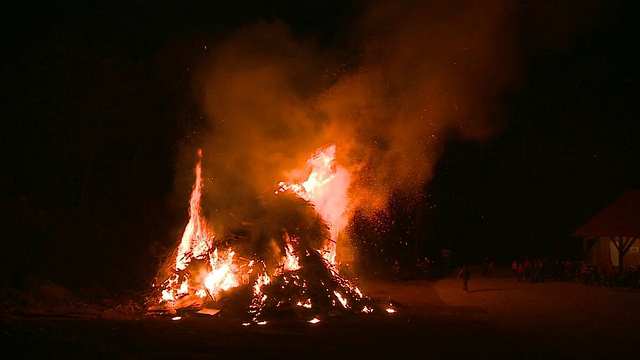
[571,190,640,271]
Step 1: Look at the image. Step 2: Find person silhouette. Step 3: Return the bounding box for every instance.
[457,265,471,292]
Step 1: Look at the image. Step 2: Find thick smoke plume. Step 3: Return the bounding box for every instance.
[191,0,522,228]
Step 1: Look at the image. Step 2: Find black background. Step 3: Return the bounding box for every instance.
[1,0,638,291]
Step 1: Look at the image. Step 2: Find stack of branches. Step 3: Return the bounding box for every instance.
[252,242,372,323]
[146,194,375,320]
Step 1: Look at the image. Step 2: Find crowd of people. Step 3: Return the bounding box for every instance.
[391,254,640,289]
[392,257,436,281]
[510,258,640,288]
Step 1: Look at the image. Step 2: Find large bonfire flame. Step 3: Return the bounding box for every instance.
[148,145,381,324]
[276,145,351,264]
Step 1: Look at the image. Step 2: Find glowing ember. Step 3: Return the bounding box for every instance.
[361,306,373,314]
[308,317,321,324]
[296,299,313,309]
[334,291,349,309]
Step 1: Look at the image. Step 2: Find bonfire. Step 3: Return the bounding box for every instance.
[146,146,387,324]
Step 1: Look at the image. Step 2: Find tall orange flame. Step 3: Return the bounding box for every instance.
[276,145,351,263]
[160,150,248,304]
[175,149,215,271]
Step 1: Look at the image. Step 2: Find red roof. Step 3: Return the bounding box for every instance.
[572,190,640,237]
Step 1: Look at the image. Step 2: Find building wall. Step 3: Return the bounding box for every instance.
[587,237,639,269]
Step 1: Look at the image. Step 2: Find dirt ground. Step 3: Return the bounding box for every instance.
[3,267,639,359]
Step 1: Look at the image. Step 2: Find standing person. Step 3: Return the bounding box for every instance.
[423,257,432,281]
[482,257,489,277]
[512,260,518,276]
[517,262,524,282]
[393,260,401,282]
[524,259,532,282]
[458,265,471,292]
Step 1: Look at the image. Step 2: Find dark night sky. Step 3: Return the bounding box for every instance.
[1,0,638,289]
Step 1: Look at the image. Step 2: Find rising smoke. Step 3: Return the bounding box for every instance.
[190,0,523,229]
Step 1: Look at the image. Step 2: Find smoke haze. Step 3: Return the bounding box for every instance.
[193,0,524,227]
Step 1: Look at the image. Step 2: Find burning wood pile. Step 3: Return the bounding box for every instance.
[146,146,390,324]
